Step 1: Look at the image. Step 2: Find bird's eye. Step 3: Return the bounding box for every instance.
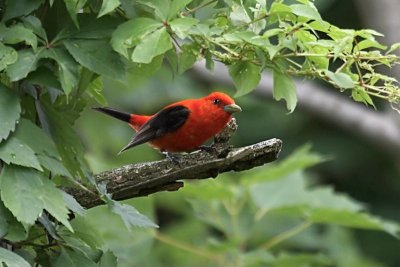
[213,99,221,105]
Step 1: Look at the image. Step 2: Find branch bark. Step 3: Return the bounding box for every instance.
[69,119,282,208]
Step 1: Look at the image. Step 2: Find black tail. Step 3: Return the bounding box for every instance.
[93,107,131,123]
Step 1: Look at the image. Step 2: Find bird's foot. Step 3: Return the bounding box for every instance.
[162,151,182,166]
[198,144,217,153]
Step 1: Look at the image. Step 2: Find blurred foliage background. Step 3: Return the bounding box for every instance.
[74,1,400,266]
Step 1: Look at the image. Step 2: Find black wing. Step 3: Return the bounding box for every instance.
[119,105,190,153]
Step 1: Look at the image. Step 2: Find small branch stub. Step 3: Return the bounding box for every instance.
[69,119,282,208]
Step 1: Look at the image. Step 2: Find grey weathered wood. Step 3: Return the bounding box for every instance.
[68,119,282,208]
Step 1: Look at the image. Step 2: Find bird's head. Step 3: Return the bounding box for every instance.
[204,92,242,114]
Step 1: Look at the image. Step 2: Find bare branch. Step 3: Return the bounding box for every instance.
[192,61,400,158]
[68,119,282,208]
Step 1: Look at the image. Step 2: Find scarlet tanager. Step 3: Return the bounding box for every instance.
[94,92,242,154]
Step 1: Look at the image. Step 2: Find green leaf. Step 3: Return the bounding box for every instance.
[250,173,400,237]
[21,16,47,42]
[243,144,328,185]
[0,201,27,242]
[170,17,199,39]
[111,18,162,58]
[136,0,170,21]
[131,27,173,63]
[64,0,88,28]
[64,39,124,80]
[168,0,194,19]
[37,99,89,180]
[109,201,159,229]
[273,68,297,112]
[0,85,21,141]
[290,4,322,22]
[0,247,30,267]
[351,88,375,106]
[228,61,261,97]
[54,248,98,267]
[0,136,43,171]
[69,15,122,39]
[13,119,70,177]
[3,24,38,50]
[63,192,85,216]
[44,48,79,96]
[354,39,387,51]
[86,76,107,106]
[2,0,44,21]
[14,119,60,159]
[99,251,118,267]
[178,44,198,74]
[98,0,121,17]
[0,165,72,230]
[325,70,355,89]
[0,43,18,72]
[6,48,45,81]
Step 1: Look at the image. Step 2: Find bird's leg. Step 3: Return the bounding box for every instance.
[198,144,217,153]
[161,151,182,166]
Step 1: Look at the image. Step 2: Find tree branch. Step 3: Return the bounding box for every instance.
[68,119,282,208]
[192,61,400,158]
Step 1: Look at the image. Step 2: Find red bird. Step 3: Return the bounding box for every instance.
[94,92,242,155]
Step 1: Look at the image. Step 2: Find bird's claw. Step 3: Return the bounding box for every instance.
[162,151,182,166]
[199,145,217,153]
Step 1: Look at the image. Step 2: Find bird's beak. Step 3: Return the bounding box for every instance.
[224,104,242,114]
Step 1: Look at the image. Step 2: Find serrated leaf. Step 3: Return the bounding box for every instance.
[131,27,172,63]
[111,18,162,58]
[6,48,45,81]
[170,17,198,39]
[250,173,400,237]
[228,61,261,97]
[98,0,121,17]
[99,251,118,267]
[43,48,79,96]
[2,0,44,21]
[64,39,124,80]
[325,70,355,89]
[0,43,18,72]
[36,99,88,180]
[0,201,27,242]
[0,165,72,230]
[0,136,43,171]
[63,192,85,216]
[136,0,170,21]
[354,39,387,51]
[14,119,59,158]
[273,68,297,112]
[109,201,158,229]
[3,24,38,50]
[86,76,107,106]
[21,16,47,42]
[0,165,46,224]
[243,144,328,185]
[168,0,194,19]
[0,85,21,141]
[291,4,322,22]
[64,0,88,28]
[178,44,198,74]
[54,248,98,267]
[0,247,30,267]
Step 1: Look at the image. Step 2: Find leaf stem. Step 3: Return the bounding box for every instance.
[261,221,312,250]
[154,232,223,263]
